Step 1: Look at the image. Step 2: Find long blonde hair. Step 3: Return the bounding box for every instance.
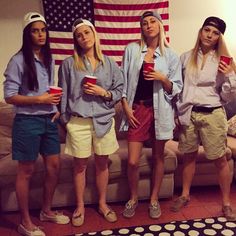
[140,18,169,56]
[73,25,104,70]
[186,28,231,74]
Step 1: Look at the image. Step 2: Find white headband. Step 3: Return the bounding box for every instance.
[23,12,46,29]
[72,19,95,33]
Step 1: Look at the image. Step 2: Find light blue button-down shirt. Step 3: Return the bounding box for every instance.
[4,51,57,115]
[120,42,183,140]
[58,55,124,138]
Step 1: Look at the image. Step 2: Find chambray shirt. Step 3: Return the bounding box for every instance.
[4,51,57,115]
[58,55,123,137]
[120,42,183,140]
[177,49,236,126]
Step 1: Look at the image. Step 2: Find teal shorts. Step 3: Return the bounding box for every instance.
[12,114,60,161]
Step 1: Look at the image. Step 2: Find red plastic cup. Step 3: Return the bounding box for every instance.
[220,55,232,65]
[49,86,62,94]
[84,75,97,85]
[143,62,154,72]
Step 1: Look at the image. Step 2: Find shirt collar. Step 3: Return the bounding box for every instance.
[142,44,161,57]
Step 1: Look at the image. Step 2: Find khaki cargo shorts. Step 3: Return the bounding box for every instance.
[178,107,227,160]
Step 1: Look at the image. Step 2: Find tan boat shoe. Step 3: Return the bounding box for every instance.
[170,196,190,212]
[99,207,117,223]
[17,224,45,236]
[40,211,70,224]
[72,213,85,227]
[222,205,236,221]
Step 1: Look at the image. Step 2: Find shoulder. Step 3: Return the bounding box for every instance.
[9,51,24,64]
[5,51,24,72]
[103,55,119,68]
[125,41,141,51]
[60,56,74,67]
[181,50,192,59]
[164,47,179,58]
[163,47,181,64]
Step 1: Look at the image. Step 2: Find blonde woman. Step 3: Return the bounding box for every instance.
[120,11,183,219]
[171,16,236,221]
[58,18,123,226]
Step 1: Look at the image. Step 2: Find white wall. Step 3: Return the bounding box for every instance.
[1,0,236,100]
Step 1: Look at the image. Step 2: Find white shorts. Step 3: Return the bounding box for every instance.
[65,116,119,158]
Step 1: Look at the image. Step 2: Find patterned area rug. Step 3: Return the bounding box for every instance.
[71,217,236,236]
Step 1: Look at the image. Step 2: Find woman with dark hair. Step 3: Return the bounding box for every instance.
[58,18,123,226]
[120,11,183,219]
[171,16,236,221]
[4,12,69,236]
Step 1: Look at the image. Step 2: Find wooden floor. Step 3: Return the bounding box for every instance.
[1,184,236,236]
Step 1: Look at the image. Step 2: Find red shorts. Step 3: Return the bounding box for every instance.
[127,102,155,142]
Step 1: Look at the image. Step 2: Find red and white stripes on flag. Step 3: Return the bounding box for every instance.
[94,0,169,66]
[43,0,169,67]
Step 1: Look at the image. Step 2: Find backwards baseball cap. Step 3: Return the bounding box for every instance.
[23,12,46,29]
[202,16,226,34]
[72,18,95,33]
[140,11,162,24]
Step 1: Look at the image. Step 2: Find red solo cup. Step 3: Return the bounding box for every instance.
[84,75,97,85]
[49,86,62,94]
[143,62,154,72]
[220,55,232,65]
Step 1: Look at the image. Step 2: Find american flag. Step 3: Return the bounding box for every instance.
[42,0,169,67]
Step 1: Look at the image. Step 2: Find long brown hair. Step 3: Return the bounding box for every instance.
[21,22,52,90]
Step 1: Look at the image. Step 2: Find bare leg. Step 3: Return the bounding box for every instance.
[73,158,88,216]
[95,154,110,212]
[41,154,60,215]
[127,141,143,202]
[214,155,231,205]
[181,151,198,198]
[150,140,166,203]
[16,161,36,230]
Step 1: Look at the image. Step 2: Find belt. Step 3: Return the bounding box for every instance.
[134,99,153,107]
[192,106,222,113]
[16,113,55,118]
[72,114,83,118]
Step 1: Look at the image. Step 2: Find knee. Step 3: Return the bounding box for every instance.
[74,160,88,174]
[128,160,139,170]
[17,167,34,180]
[95,159,108,172]
[46,160,60,176]
[214,156,228,169]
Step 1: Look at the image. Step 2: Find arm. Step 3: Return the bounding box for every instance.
[220,61,236,102]
[144,49,183,98]
[84,58,124,106]
[58,60,70,125]
[4,56,61,106]
[5,93,61,106]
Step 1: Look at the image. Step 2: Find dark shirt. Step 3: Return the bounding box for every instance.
[134,63,153,101]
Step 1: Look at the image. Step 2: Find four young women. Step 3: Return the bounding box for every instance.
[3,10,236,236]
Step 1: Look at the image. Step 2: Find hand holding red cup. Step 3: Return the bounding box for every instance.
[220,55,232,65]
[143,62,154,72]
[84,75,97,85]
[143,62,154,80]
[49,86,62,94]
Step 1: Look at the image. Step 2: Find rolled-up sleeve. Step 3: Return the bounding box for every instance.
[4,58,22,98]
[220,72,236,102]
[58,59,70,125]
[121,46,131,98]
[106,59,124,107]
[164,50,183,101]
